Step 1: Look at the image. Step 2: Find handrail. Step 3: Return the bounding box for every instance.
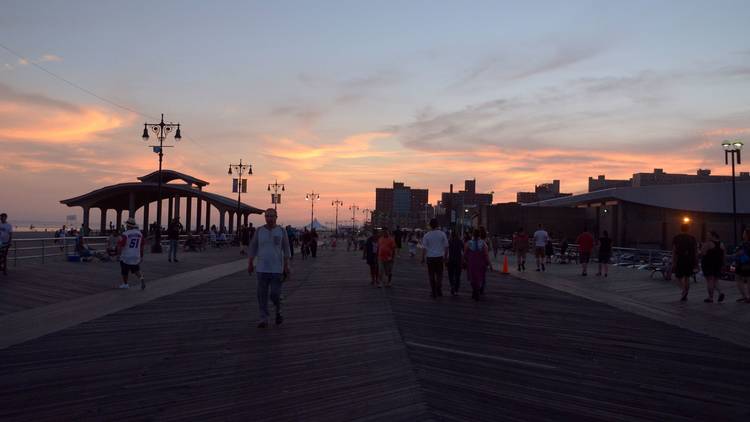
[5,233,234,266]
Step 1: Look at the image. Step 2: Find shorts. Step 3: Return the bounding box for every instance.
[579,251,591,263]
[379,260,394,277]
[598,253,611,263]
[535,247,545,257]
[674,261,695,278]
[120,261,140,276]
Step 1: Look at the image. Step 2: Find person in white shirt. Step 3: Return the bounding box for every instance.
[533,223,549,272]
[116,218,145,289]
[421,219,449,298]
[0,213,12,247]
[248,208,291,328]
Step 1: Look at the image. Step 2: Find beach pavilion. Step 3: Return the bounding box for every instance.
[60,170,264,234]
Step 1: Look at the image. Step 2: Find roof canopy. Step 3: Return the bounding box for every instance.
[138,170,209,187]
[61,170,262,214]
[525,180,750,214]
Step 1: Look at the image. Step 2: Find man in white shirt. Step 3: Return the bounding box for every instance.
[421,219,449,298]
[116,218,145,289]
[0,213,12,247]
[248,208,291,328]
[533,223,549,272]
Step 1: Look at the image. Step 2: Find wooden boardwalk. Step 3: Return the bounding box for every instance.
[1,249,749,421]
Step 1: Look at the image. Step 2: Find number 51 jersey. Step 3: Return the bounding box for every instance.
[119,229,144,265]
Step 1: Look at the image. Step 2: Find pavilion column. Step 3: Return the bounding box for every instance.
[143,201,150,235]
[116,210,122,230]
[243,213,248,226]
[100,208,107,234]
[82,206,90,233]
[236,212,242,232]
[196,199,203,233]
[185,196,192,233]
[128,192,136,218]
[168,197,173,225]
[175,196,181,220]
[205,202,211,231]
[219,210,225,232]
[228,211,235,234]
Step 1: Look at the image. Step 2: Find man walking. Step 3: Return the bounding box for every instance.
[248,208,291,328]
[167,217,182,262]
[421,219,449,298]
[672,222,698,301]
[116,218,145,289]
[378,228,397,287]
[0,213,12,248]
[576,227,594,276]
[533,223,549,271]
[394,226,403,255]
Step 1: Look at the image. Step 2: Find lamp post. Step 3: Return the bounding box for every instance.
[267,179,285,210]
[142,113,182,253]
[349,204,359,230]
[331,199,343,235]
[305,191,320,229]
[723,140,744,248]
[228,159,252,237]
[362,208,371,226]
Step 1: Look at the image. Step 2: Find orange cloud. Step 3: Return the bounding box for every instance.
[0,105,131,142]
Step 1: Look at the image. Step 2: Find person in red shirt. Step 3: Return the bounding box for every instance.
[576,228,595,276]
[377,228,397,287]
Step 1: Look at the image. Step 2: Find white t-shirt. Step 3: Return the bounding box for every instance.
[0,222,12,245]
[533,230,549,247]
[249,225,291,273]
[119,229,143,265]
[421,230,449,258]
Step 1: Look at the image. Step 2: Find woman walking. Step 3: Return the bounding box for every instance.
[513,227,529,271]
[596,230,613,277]
[363,230,380,286]
[734,229,750,303]
[464,229,490,301]
[700,231,725,303]
[447,229,464,296]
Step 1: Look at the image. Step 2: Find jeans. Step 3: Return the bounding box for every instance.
[257,272,283,322]
[169,240,178,260]
[426,257,444,295]
[447,261,462,292]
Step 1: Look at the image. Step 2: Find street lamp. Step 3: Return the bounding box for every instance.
[362,208,371,226]
[228,159,252,237]
[723,140,743,248]
[305,191,320,229]
[142,113,182,253]
[349,204,360,230]
[267,180,285,210]
[331,199,343,236]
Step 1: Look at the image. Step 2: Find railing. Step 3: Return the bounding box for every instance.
[6,233,237,266]
[495,238,671,266]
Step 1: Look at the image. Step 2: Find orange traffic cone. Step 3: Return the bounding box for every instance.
[501,255,509,275]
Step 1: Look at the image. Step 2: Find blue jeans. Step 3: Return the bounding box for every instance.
[169,240,178,260]
[256,272,282,322]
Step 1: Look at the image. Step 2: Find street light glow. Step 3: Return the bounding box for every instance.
[683,216,691,224]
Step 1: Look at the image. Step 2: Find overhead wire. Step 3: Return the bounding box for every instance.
[0,41,213,155]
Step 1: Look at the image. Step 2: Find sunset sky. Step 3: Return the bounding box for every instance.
[2,1,750,227]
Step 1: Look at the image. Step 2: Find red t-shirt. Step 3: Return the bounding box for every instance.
[576,232,594,252]
[378,236,396,261]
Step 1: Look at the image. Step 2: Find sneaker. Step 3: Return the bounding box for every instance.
[737,297,747,303]
[680,295,688,302]
[536,268,541,272]
[168,258,172,263]
[140,276,146,290]
[704,298,713,303]
[718,293,725,302]
[174,259,179,263]
[275,313,284,325]
[118,283,129,289]
[257,320,268,328]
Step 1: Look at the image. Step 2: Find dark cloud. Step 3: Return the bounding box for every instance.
[0,82,80,112]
